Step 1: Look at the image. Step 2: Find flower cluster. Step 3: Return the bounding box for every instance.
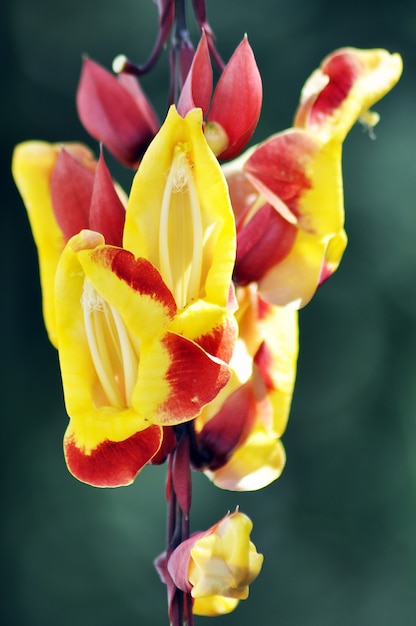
[12,0,402,621]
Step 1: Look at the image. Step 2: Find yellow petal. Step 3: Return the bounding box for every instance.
[12,142,65,345]
[123,105,235,310]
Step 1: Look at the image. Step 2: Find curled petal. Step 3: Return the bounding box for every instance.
[294,47,403,142]
[208,36,262,160]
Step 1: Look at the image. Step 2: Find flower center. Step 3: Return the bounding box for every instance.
[159,145,203,309]
[81,279,141,408]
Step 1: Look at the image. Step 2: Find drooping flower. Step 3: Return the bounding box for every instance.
[193,285,298,490]
[13,106,237,487]
[58,230,231,486]
[223,47,402,308]
[167,510,263,616]
[178,32,262,160]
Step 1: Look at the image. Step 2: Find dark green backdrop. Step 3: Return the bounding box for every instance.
[2,0,416,624]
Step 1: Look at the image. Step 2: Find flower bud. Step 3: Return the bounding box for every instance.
[168,510,263,615]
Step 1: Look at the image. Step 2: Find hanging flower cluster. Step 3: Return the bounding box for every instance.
[12,0,402,623]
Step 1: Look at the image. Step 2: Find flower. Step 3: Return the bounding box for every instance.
[13,106,237,487]
[294,47,403,142]
[223,47,402,308]
[167,510,263,616]
[177,32,262,160]
[194,285,298,490]
[58,230,231,486]
[77,58,159,167]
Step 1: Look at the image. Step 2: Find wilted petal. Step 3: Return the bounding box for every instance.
[294,47,403,142]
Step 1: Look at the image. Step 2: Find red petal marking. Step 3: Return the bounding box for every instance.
[318,259,333,286]
[76,58,156,167]
[197,382,257,470]
[89,150,125,246]
[194,316,237,364]
[308,52,360,127]
[244,131,316,218]
[64,424,162,487]
[91,248,177,316]
[177,31,213,117]
[254,341,275,390]
[209,37,262,160]
[51,149,95,240]
[233,203,297,285]
[257,294,273,321]
[159,333,231,424]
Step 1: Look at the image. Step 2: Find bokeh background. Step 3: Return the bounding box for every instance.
[2,0,416,624]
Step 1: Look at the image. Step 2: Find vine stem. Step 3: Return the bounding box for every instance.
[166,426,195,626]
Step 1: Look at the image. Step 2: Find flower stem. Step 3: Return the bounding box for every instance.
[167,426,194,626]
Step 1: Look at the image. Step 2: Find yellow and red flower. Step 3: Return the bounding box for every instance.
[224,47,402,308]
[13,106,237,487]
[193,285,298,491]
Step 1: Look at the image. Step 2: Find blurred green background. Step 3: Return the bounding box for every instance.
[2,0,416,624]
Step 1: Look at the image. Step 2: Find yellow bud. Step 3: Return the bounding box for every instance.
[188,510,263,615]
